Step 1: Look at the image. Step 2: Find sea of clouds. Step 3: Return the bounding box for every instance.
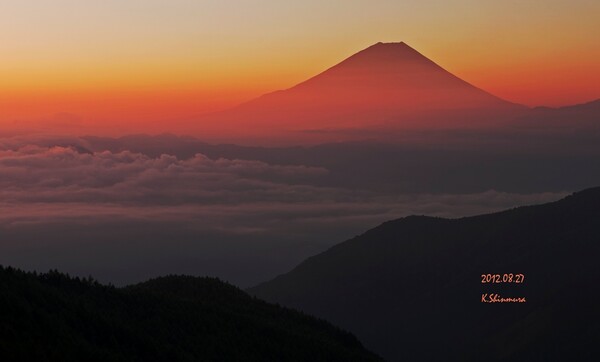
[0,134,568,286]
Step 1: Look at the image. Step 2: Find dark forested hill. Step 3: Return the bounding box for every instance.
[249,187,600,361]
[0,268,381,362]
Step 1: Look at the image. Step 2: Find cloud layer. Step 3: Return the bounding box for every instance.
[0,134,569,286]
[0,138,566,229]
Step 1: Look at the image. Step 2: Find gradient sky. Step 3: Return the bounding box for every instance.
[1,0,599,134]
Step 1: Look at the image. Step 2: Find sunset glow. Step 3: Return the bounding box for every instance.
[1,0,599,135]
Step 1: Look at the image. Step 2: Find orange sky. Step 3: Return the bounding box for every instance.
[1,1,599,135]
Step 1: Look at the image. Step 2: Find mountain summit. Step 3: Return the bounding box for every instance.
[200,42,526,141]
[284,41,519,112]
[296,42,449,85]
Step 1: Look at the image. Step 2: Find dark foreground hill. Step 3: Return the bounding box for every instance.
[0,268,381,362]
[249,187,600,361]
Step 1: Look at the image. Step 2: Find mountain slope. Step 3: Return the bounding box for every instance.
[249,187,600,361]
[0,268,381,361]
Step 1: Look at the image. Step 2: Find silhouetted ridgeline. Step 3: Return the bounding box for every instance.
[0,268,381,361]
[249,187,600,361]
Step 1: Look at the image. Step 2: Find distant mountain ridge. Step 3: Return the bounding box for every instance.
[249,187,600,361]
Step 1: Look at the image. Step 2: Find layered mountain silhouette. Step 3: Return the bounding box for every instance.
[201,42,526,138]
[249,187,600,361]
[0,268,381,361]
